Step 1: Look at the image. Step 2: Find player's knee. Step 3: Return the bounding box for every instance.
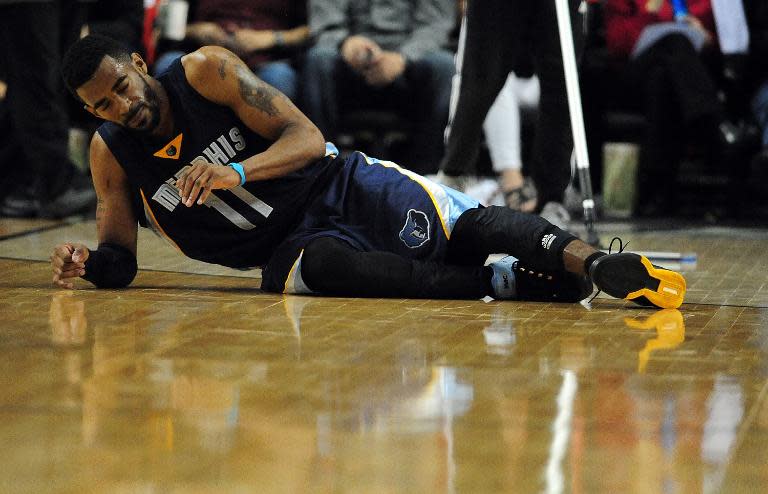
[301,237,351,291]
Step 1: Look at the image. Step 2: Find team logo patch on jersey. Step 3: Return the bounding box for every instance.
[153,133,183,160]
[399,209,430,248]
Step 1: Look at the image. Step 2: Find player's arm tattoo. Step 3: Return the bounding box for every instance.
[218,57,227,80]
[234,64,280,117]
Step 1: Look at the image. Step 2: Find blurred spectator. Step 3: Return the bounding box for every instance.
[435,0,581,228]
[441,74,542,212]
[0,0,96,218]
[435,0,541,212]
[89,0,145,54]
[154,0,309,102]
[303,0,455,175]
[484,73,540,212]
[0,79,19,202]
[744,0,768,175]
[603,0,741,217]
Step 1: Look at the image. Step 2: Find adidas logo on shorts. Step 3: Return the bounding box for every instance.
[541,233,556,250]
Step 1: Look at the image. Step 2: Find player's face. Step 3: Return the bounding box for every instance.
[77,54,161,134]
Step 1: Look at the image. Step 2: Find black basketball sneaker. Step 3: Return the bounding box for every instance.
[589,253,686,309]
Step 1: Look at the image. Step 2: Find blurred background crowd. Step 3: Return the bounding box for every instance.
[0,0,766,225]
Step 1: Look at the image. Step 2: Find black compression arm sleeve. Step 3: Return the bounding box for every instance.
[81,242,138,288]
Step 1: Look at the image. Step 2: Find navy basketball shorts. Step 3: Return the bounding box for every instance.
[260,151,480,294]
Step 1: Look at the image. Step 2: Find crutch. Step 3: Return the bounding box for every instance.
[553,0,600,246]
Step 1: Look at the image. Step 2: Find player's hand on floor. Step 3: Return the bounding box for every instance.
[51,243,89,289]
[175,163,241,207]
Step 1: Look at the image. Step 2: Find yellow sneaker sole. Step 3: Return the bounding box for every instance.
[625,256,686,309]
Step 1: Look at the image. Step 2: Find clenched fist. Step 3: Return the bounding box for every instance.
[51,243,90,289]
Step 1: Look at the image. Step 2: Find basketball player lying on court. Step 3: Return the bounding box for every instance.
[50,35,686,308]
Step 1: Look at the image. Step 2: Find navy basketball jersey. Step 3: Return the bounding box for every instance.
[97,58,339,269]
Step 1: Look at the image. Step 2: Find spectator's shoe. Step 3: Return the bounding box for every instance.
[502,177,537,212]
[35,173,97,219]
[490,256,593,302]
[0,193,39,218]
[0,173,96,219]
[464,177,501,206]
[589,253,686,309]
[38,180,96,219]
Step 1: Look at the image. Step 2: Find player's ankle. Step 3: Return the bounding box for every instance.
[562,238,600,275]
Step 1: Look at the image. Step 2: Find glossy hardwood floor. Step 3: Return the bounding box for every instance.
[1,219,767,493]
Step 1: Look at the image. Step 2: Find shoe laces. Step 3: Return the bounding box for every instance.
[586,237,628,304]
[511,260,554,282]
[607,236,628,255]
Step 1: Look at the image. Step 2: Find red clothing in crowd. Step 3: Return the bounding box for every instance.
[604,0,715,58]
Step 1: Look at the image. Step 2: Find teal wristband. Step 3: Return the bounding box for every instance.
[228,162,246,186]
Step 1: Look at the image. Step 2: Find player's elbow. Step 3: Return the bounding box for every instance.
[286,120,326,161]
[307,125,326,160]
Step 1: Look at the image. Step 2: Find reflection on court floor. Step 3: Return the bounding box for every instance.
[1,220,767,492]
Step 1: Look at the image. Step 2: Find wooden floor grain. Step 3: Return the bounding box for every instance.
[1,221,767,493]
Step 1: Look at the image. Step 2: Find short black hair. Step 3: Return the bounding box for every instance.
[61,34,133,100]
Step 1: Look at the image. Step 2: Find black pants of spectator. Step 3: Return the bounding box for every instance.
[303,46,454,175]
[299,206,576,299]
[440,0,582,208]
[626,34,722,213]
[0,1,87,203]
[0,99,22,199]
